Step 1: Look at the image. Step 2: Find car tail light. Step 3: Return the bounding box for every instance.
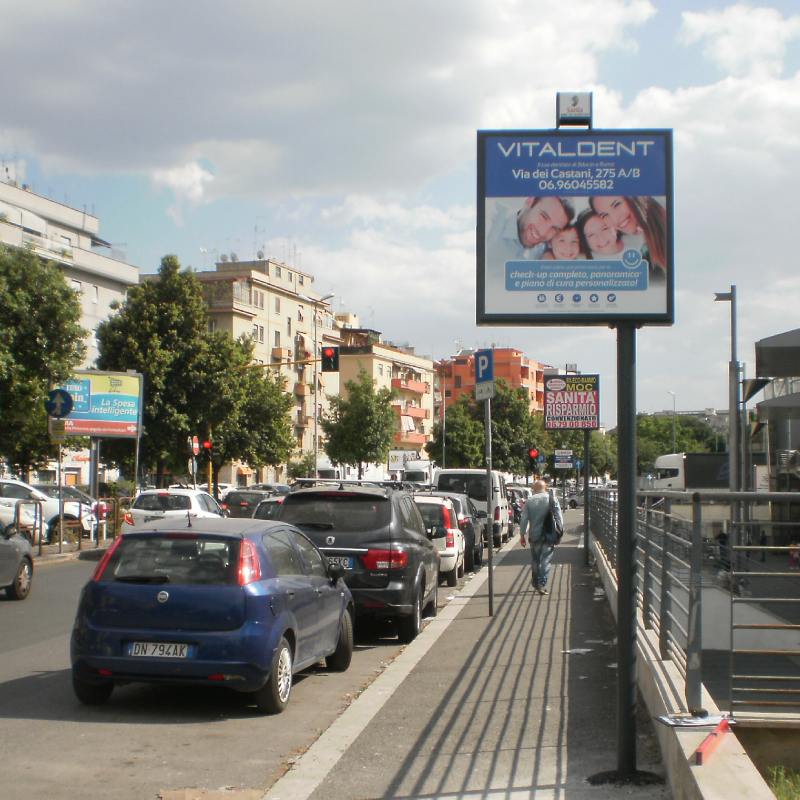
[446,532,455,548]
[361,549,408,570]
[441,505,453,529]
[92,536,123,581]
[238,539,262,585]
[124,511,134,525]
[494,506,501,521]
[221,503,228,510]
[458,517,468,530]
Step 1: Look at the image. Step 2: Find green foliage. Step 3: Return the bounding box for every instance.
[0,245,87,475]
[97,255,294,489]
[288,451,317,479]
[634,413,719,474]
[425,394,484,468]
[322,368,398,478]
[483,380,538,475]
[767,766,800,800]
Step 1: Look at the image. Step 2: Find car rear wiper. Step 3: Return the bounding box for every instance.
[114,575,171,584]
[295,521,334,529]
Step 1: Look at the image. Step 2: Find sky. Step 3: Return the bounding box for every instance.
[2,0,800,428]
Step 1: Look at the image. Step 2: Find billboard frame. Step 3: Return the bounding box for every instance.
[477,128,674,327]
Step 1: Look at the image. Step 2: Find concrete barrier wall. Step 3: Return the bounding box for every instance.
[590,536,774,800]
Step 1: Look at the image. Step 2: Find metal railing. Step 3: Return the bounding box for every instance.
[590,487,800,720]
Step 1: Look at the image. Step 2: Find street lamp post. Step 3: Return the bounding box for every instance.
[299,292,334,478]
[667,391,676,453]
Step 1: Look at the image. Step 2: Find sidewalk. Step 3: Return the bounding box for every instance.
[265,515,670,800]
[31,539,108,564]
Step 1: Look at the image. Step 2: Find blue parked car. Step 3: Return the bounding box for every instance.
[70,518,354,713]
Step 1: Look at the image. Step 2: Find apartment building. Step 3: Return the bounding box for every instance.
[338,328,435,457]
[435,348,549,417]
[196,256,339,483]
[0,171,139,485]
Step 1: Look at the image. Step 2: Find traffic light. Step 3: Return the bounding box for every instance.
[202,440,214,459]
[527,446,539,473]
[321,346,340,372]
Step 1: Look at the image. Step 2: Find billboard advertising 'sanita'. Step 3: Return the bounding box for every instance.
[477,129,673,326]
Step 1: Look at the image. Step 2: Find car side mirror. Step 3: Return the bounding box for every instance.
[476,510,487,519]
[328,562,346,583]
[428,524,447,539]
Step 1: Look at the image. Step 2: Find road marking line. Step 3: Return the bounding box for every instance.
[260,541,517,800]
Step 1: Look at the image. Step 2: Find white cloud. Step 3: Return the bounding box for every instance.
[151,162,214,225]
[679,4,800,78]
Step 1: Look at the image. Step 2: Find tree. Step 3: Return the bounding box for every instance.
[634,413,718,475]
[483,380,539,475]
[0,245,87,478]
[321,368,398,478]
[194,332,295,494]
[425,394,483,468]
[287,451,317,479]
[96,255,212,485]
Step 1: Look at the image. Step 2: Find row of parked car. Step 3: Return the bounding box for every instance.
[3,473,521,718]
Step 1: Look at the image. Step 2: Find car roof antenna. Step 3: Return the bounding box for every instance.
[187,510,193,528]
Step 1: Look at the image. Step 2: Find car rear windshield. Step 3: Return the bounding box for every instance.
[133,494,191,512]
[280,493,391,532]
[254,501,282,520]
[415,502,445,528]
[226,492,265,505]
[97,535,241,585]
[437,474,488,502]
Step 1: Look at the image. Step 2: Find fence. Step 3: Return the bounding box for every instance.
[590,487,800,721]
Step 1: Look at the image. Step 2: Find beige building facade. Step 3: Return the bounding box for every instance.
[197,257,339,484]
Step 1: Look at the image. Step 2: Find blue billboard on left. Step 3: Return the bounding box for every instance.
[51,371,144,438]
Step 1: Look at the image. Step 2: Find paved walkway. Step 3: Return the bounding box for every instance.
[265,513,671,800]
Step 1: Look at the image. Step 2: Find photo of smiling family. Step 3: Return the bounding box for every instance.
[486,194,667,276]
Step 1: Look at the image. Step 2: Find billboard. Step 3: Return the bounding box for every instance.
[50,370,144,438]
[477,129,673,326]
[544,374,600,430]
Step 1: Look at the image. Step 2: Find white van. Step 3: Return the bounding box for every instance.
[434,468,511,547]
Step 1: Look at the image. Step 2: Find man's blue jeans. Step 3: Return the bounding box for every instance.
[529,536,555,589]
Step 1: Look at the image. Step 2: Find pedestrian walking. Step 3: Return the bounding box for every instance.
[519,479,563,595]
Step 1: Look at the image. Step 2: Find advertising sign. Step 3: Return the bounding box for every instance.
[49,370,144,438]
[544,374,600,430]
[477,129,673,326]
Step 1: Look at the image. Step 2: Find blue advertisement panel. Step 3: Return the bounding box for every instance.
[51,371,144,438]
[477,129,673,326]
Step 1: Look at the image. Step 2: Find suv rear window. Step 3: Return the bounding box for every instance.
[437,474,487,501]
[415,502,445,528]
[133,494,191,512]
[280,493,391,532]
[98,535,240,585]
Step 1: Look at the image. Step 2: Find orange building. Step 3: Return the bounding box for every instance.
[435,348,550,416]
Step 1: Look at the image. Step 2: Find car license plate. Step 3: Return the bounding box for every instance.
[128,642,190,658]
[328,556,353,569]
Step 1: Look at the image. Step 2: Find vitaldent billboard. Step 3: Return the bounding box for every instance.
[544,374,600,430]
[477,129,673,326]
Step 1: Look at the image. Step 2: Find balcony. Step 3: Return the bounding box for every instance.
[296,409,311,427]
[272,348,291,362]
[394,431,429,444]
[393,403,429,419]
[392,378,430,395]
[295,382,310,396]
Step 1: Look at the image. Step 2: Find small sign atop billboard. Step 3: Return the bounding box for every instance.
[557,92,592,126]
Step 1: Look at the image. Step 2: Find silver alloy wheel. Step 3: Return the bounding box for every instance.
[17,561,32,594]
[276,645,292,704]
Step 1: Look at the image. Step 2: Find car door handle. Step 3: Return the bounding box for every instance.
[287,590,295,599]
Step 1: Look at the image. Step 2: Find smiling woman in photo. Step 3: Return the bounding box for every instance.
[589,196,667,272]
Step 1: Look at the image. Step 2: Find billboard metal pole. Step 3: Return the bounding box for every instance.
[584,429,591,566]
[616,324,638,775]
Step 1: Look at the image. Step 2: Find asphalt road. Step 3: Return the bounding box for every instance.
[0,557,428,799]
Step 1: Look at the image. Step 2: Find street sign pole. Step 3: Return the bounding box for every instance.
[485,396,493,618]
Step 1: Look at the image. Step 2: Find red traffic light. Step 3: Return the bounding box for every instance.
[202,440,213,451]
[323,347,335,357]
[528,447,538,459]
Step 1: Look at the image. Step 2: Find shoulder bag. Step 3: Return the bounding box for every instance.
[542,490,564,544]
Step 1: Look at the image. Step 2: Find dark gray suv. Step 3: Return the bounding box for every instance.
[277,485,439,643]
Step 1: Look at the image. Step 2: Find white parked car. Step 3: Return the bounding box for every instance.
[413,496,465,587]
[0,503,48,543]
[0,479,94,543]
[124,488,225,527]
